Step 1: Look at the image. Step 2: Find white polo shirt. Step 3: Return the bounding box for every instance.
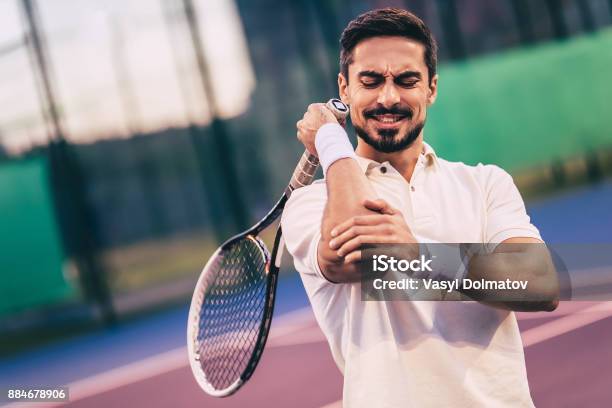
[281,139,541,407]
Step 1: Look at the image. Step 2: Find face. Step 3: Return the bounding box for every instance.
[339,36,438,153]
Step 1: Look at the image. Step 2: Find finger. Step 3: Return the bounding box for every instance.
[364,198,395,215]
[343,250,362,264]
[309,103,330,112]
[331,214,391,237]
[337,235,395,257]
[329,225,390,249]
[322,106,340,123]
[308,103,339,124]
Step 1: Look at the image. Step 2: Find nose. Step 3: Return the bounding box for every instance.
[376,80,400,109]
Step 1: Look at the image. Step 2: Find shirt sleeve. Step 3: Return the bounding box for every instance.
[480,165,542,248]
[280,183,327,279]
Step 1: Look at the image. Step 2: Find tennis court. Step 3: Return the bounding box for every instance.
[2,180,612,408]
[2,301,610,408]
[55,303,612,408]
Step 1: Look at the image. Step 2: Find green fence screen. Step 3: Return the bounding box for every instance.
[428,28,612,170]
[0,156,74,316]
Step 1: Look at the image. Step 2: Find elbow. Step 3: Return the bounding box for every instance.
[539,275,561,312]
[318,251,363,283]
[320,262,359,284]
[318,237,342,283]
[513,278,559,312]
[532,297,559,312]
[318,235,360,284]
[514,297,558,313]
[320,266,343,284]
[544,297,559,312]
[527,288,560,312]
[530,264,560,312]
[541,286,560,311]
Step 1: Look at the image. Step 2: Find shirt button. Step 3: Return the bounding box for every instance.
[411,186,415,192]
[380,166,387,174]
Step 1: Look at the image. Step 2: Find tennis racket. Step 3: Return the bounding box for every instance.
[187,98,349,397]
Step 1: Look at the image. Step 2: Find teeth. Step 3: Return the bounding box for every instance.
[376,116,401,123]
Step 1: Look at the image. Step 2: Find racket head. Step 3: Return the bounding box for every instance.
[187,234,277,397]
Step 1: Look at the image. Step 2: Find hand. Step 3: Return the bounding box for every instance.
[296,103,340,156]
[328,199,418,263]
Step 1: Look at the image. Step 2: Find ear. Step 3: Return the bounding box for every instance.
[338,73,349,105]
[427,74,438,106]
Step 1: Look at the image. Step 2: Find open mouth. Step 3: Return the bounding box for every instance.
[370,113,408,129]
[371,114,407,124]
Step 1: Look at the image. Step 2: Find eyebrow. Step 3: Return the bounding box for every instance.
[357,70,422,81]
[394,70,422,81]
[357,70,384,80]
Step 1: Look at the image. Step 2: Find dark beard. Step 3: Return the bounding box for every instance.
[355,120,425,153]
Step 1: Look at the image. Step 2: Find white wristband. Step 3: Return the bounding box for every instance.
[315,123,356,176]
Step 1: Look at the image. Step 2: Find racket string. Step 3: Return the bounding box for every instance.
[196,237,269,390]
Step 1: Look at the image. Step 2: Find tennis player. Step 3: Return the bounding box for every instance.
[282,8,560,407]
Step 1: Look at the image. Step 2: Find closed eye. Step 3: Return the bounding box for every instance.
[396,79,419,88]
[357,71,384,88]
[394,71,422,88]
[362,79,383,88]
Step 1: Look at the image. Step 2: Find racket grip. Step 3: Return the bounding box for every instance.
[286,99,349,195]
[287,151,319,192]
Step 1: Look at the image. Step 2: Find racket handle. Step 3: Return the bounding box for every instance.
[286,99,349,195]
[288,151,320,193]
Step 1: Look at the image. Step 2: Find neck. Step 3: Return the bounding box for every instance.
[355,133,425,182]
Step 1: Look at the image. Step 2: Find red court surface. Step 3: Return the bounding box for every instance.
[13,301,612,408]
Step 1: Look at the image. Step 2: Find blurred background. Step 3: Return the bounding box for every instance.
[0,0,611,407]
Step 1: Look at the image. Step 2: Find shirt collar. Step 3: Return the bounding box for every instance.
[354,142,439,174]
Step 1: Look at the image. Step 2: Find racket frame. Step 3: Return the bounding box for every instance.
[187,99,348,397]
[187,197,287,397]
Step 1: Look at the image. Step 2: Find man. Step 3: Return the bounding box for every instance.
[282,8,559,407]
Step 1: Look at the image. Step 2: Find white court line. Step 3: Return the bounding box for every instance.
[521,301,612,347]
[0,307,316,408]
[319,401,343,408]
[0,347,188,408]
[268,325,326,348]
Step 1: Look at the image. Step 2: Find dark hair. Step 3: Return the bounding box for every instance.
[339,8,438,84]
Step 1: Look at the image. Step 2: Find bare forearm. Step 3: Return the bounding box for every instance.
[322,158,377,239]
[318,158,378,282]
[461,244,560,311]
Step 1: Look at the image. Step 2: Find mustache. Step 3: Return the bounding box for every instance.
[363,106,413,119]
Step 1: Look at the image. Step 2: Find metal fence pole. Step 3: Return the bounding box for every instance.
[181,0,249,235]
[311,0,342,93]
[576,0,596,33]
[19,0,116,325]
[435,0,467,60]
[544,0,569,40]
[509,0,536,45]
[161,0,230,240]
